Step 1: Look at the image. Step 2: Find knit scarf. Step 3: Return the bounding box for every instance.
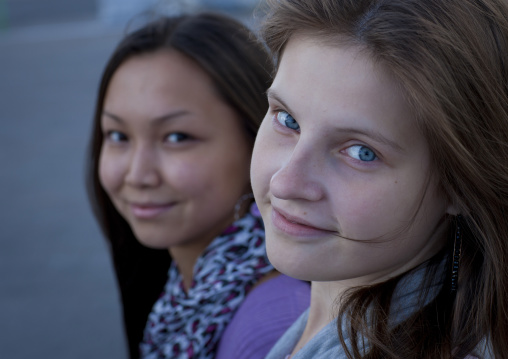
[140,203,273,359]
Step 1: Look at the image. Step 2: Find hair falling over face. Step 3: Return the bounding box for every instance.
[261,0,508,358]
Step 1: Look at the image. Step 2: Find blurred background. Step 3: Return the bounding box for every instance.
[0,0,263,358]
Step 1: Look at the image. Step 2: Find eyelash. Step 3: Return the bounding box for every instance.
[273,109,300,132]
[165,132,191,143]
[271,109,380,164]
[342,145,378,163]
[105,130,128,143]
[104,130,193,146]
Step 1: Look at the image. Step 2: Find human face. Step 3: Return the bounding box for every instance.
[251,36,452,285]
[99,50,252,253]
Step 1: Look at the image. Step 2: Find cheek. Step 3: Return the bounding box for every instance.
[162,153,250,199]
[161,159,206,194]
[332,177,418,239]
[98,149,124,194]
[250,154,266,198]
[214,150,252,200]
[251,123,276,199]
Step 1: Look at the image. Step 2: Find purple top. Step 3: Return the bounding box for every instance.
[215,274,310,359]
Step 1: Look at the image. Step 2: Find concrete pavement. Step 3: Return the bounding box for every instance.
[0,20,126,359]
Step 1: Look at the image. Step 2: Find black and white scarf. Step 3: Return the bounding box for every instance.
[140,203,273,359]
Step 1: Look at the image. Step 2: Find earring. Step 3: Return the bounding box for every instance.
[451,215,463,293]
[234,193,254,221]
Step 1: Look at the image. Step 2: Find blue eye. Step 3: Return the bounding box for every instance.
[166,133,190,143]
[106,131,127,142]
[346,145,377,162]
[276,111,300,131]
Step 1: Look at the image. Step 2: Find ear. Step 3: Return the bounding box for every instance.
[446,201,460,216]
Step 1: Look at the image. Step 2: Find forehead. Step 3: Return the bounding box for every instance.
[276,35,398,107]
[101,50,249,139]
[102,50,225,124]
[274,35,421,138]
[107,50,216,101]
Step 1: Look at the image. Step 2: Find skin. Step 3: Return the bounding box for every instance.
[250,35,455,353]
[99,49,252,289]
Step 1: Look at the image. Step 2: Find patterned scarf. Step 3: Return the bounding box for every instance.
[140,203,273,359]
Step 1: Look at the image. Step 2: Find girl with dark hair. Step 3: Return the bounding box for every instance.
[87,12,309,359]
[251,0,508,358]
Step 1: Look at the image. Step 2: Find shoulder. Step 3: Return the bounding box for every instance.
[216,274,310,359]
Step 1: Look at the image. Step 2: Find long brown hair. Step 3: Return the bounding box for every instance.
[261,0,508,358]
[86,12,273,358]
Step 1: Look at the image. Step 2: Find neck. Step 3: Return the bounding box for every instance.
[169,239,215,292]
[167,212,240,291]
[293,253,445,356]
[291,281,344,355]
[308,281,346,330]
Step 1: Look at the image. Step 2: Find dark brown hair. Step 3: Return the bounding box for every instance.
[261,0,508,358]
[86,12,273,358]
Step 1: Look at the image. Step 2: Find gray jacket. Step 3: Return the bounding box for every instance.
[266,262,494,358]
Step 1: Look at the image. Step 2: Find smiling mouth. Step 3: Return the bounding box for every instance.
[129,203,175,219]
[271,208,334,237]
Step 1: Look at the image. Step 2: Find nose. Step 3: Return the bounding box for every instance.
[125,144,161,187]
[270,140,324,202]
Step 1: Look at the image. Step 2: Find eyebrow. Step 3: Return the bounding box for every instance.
[266,88,297,118]
[102,110,191,125]
[336,128,404,153]
[266,88,404,153]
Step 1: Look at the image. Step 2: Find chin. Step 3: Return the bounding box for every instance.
[132,230,171,250]
[265,242,314,281]
[267,243,345,282]
[137,238,170,250]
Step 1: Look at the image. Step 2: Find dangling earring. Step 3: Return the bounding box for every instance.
[234,193,254,221]
[451,215,463,293]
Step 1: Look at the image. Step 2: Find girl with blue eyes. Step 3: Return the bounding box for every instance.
[87,13,310,359]
[276,111,378,162]
[251,0,508,358]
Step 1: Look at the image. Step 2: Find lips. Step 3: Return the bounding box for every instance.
[271,207,334,237]
[129,202,175,219]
